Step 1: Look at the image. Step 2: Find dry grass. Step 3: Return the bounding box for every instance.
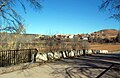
[37,43,120,52]
[90,44,120,52]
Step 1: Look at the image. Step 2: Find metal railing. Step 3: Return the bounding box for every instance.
[0,49,38,67]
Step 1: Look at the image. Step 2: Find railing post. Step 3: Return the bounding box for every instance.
[28,49,32,62]
[32,49,38,63]
[14,50,16,65]
[1,51,3,67]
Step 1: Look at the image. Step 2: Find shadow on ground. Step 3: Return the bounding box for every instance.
[50,53,120,78]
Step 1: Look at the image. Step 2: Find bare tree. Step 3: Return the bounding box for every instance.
[116,30,120,42]
[0,0,42,33]
[100,0,120,43]
[100,0,120,20]
[71,36,78,50]
[80,40,90,56]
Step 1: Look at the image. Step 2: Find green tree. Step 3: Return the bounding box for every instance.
[0,0,42,33]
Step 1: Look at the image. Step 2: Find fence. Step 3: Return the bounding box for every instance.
[0,49,38,67]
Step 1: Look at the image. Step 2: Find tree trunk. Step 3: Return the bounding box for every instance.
[83,49,86,56]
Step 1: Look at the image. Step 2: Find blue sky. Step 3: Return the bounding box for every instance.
[24,0,119,35]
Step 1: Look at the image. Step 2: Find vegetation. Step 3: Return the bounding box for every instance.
[0,0,42,33]
[0,1,120,51]
[0,0,42,50]
[100,0,120,43]
[100,0,120,20]
[116,30,120,42]
[0,29,120,51]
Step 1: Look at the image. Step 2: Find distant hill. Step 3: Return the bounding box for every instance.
[97,29,118,36]
[0,29,119,41]
[90,29,118,39]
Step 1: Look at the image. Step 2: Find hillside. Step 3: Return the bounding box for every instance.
[97,29,118,36]
[90,29,118,39]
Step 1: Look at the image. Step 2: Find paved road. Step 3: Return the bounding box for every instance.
[0,52,120,78]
